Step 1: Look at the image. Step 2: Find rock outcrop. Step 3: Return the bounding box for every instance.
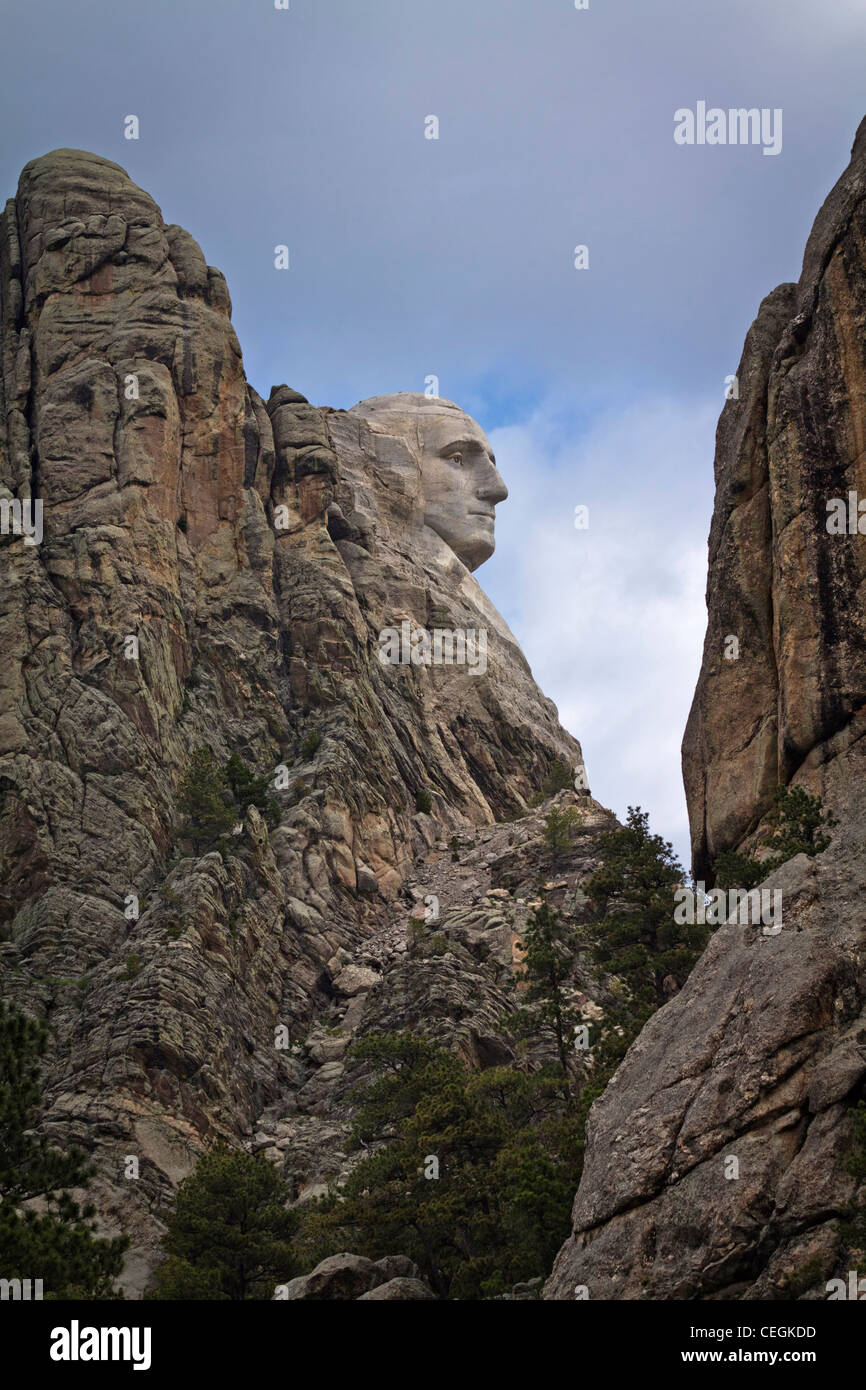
[278,1252,435,1300]
[545,118,866,1301]
[0,149,594,1294]
[683,117,866,878]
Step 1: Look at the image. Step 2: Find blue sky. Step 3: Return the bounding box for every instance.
[3,0,865,865]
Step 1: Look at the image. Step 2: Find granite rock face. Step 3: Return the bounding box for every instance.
[684,116,866,878]
[545,119,866,1302]
[0,150,591,1293]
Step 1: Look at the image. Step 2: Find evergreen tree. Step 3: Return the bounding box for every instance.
[714,785,835,889]
[542,806,582,859]
[765,784,835,860]
[175,748,235,854]
[712,848,766,891]
[150,1146,298,1300]
[302,1034,578,1299]
[223,753,279,827]
[587,807,706,1014]
[0,1003,127,1298]
[512,901,580,1091]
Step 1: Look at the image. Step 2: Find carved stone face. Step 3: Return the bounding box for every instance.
[347,394,508,570]
[418,411,508,569]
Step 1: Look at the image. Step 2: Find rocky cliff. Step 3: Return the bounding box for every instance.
[0,149,604,1294]
[9,127,866,1304]
[545,119,866,1300]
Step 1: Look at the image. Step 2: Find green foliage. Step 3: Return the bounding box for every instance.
[766,784,836,858]
[289,779,311,806]
[179,670,201,716]
[542,807,582,857]
[407,921,426,955]
[0,1003,128,1297]
[512,901,580,1089]
[223,753,279,827]
[348,1032,445,1145]
[542,760,574,796]
[300,729,322,760]
[149,1146,298,1300]
[528,760,577,807]
[415,788,433,815]
[780,1256,827,1299]
[713,849,766,891]
[122,953,142,980]
[587,807,706,1011]
[714,785,835,889]
[176,748,235,855]
[304,1033,581,1298]
[449,834,460,862]
[176,748,280,855]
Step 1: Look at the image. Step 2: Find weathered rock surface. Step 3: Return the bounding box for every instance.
[278,1251,435,1299]
[0,150,595,1294]
[546,118,866,1302]
[357,1277,436,1300]
[683,116,866,876]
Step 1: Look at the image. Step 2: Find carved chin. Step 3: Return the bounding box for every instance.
[448,530,495,571]
[459,534,495,571]
[425,517,495,571]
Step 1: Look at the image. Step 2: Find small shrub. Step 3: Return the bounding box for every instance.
[300,730,322,760]
[223,753,280,828]
[542,760,574,796]
[543,807,583,857]
[176,748,235,854]
[123,953,142,980]
[415,788,433,815]
[714,785,836,888]
[713,849,766,891]
[290,779,311,806]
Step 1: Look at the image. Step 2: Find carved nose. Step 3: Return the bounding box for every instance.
[478,461,508,505]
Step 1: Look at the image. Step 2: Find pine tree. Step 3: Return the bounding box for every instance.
[149,1146,298,1300]
[542,807,582,859]
[175,748,235,854]
[714,785,836,889]
[223,753,279,826]
[0,1003,128,1298]
[302,1034,578,1299]
[513,901,580,1091]
[587,806,706,1014]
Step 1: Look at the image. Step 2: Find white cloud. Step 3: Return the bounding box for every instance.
[483,393,719,868]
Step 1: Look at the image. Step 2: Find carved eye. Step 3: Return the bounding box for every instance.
[449,451,463,466]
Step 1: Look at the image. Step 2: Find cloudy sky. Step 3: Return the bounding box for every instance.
[2,0,865,865]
